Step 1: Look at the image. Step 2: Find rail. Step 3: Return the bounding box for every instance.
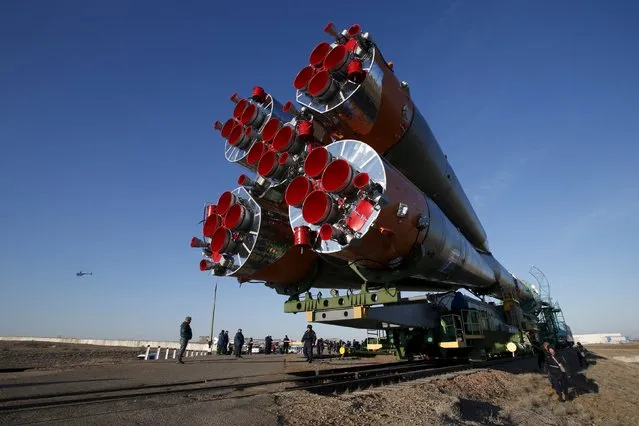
[0,356,526,412]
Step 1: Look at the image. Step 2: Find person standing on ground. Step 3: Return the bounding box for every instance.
[222,330,230,355]
[247,337,253,355]
[234,329,245,358]
[283,335,290,354]
[545,345,572,401]
[534,341,546,372]
[576,342,588,368]
[217,330,224,355]
[302,325,317,363]
[176,316,192,364]
[264,335,272,354]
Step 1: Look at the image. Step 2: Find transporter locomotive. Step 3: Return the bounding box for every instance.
[190,23,566,359]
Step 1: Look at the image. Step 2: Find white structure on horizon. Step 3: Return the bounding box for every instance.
[573,333,630,345]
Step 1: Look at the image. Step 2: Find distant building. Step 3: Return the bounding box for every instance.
[198,336,209,344]
[573,333,630,344]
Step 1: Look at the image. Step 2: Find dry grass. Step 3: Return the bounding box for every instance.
[273,349,639,425]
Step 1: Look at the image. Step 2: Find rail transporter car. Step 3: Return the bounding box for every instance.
[285,288,535,361]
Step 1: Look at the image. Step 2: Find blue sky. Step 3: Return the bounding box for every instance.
[1,1,638,342]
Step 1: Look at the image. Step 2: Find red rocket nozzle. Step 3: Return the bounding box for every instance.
[322,159,354,194]
[285,175,313,207]
[347,59,365,83]
[308,70,335,98]
[279,152,292,165]
[238,174,254,186]
[272,125,298,152]
[304,146,332,178]
[294,226,311,246]
[294,66,315,91]
[205,204,217,218]
[229,124,243,146]
[319,223,333,241]
[191,237,208,248]
[310,41,331,67]
[318,224,344,242]
[221,119,236,139]
[252,86,267,102]
[203,214,222,237]
[324,45,348,71]
[257,151,280,178]
[324,22,339,39]
[348,24,361,37]
[217,191,237,216]
[302,190,338,225]
[225,203,252,230]
[353,172,370,190]
[211,227,235,253]
[283,101,298,115]
[213,121,223,131]
[247,141,266,166]
[233,99,248,119]
[240,104,257,125]
[230,93,240,103]
[262,118,281,143]
[200,259,215,271]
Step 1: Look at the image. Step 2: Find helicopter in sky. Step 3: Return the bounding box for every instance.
[76,271,93,277]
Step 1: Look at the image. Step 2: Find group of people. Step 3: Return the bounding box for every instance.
[300,327,363,361]
[175,317,251,364]
[316,339,361,356]
[216,329,247,358]
[177,316,359,364]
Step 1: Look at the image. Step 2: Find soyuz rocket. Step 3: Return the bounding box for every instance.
[191,23,540,324]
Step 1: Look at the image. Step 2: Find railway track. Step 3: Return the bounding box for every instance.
[0,356,522,412]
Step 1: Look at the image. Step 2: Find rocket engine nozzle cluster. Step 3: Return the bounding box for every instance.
[190,23,540,308]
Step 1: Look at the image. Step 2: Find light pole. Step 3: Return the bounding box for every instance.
[209,278,218,346]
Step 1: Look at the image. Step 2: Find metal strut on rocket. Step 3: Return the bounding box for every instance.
[191,23,540,309]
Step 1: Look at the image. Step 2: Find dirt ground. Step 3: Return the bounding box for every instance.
[0,340,397,372]
[274,348,639,425]
[2,342,638,424]
[584,343,639,359]
[0,341,142,369]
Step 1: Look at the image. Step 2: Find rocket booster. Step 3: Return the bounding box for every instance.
[294,23,489,252]
[192,23,539,310]
[285,139,537,305]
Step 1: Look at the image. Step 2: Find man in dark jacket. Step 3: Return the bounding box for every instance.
[283,335,290,354]
[576,342,588,368]
[222,331,229,354]
[301,325,317,363]
[217,330,225,355]
[234,329,245,358]
[247,337,253,355]
[264,335,272,354]
[546,345,572,401]
[177,316,192,364]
